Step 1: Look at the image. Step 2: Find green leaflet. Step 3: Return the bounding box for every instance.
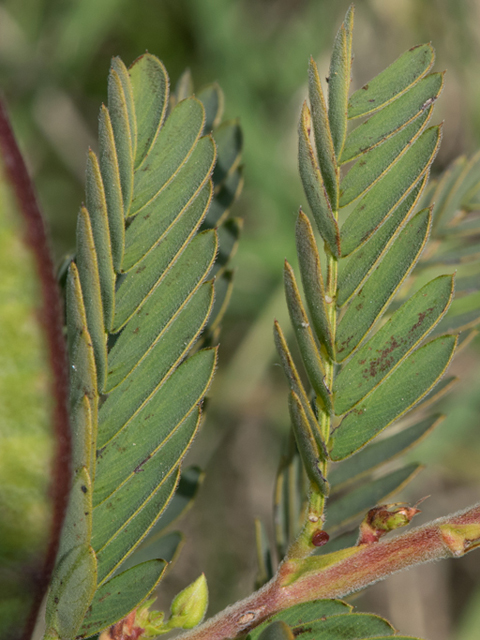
[94,469,180,584]
[76,206,107,388]
[334,275,454,414]
[128,54,168,168]
[348,43,435,119]
[296,210,334,357]
[85,149,116,330]
[336,209,432,362]
[330,335,457,460]
[197,83,224,133]
[339,107,432,207]
[340,126,441,256]
[56,468,93,562]
[98,282,214,444]
[106,230,217,392]
[250,607,395,640]
[249,600,351,637]
[131,98,205,215]
[202,166,243,228]
[274,321,326,458]
[114,180,213,329]
[122,135,216,272]
[341,72,444,163]
[326,464,422,531]
[121,531,184,573]
[289,391,329,496]
[329,414,443,490]
[94,349,217,498]
[298,103,340,256]
[308,58,338,209]
[50,53,239,635]
[257,621,294,640]
[336,177,426,307]
[45,545,97,639]
[212,120,242,184]
[284,261,331,411]
[77,560,167,638]
[328,5,353,158]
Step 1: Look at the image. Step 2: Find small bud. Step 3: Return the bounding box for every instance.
[168,573,209,630]
[358,501,423,545]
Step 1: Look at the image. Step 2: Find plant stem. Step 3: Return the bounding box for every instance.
[179,504,480,640]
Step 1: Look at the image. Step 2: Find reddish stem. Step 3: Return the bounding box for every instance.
[179,504,480,640]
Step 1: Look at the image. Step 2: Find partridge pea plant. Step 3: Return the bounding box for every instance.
[2,5,480,640]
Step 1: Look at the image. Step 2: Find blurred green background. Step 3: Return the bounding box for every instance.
[4,0,480,638]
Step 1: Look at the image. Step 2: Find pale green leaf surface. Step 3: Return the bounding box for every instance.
[95,469,180,584]
[98,105,125,271]
[284,261,331,411]
[77,560,167,637]
[428,241,480,265]
[95,349,216,496]
[76,206,107,389]
[252,612,395,640]
[45,545,97,639]
[456,272,480,295]
[274,322,326,456]
[85,150,115,330]
[430,155,467,226]
[330,335,457,460]
[326,464,421,530]
[128,54,169,168]
[99,282,214,443]
[289,391,329,495]
[106,230,217,391]
[248,600,352,639]
[334,275,454,413]
[336,209,431,362]
[336,178,426,307]
[257,620,294,640]
[114,180,213,329]
[120,531,183,574]
[122,135,216,272]
[328,15,351,157]
[329,414,444,490]
[56,467,93,561]
[340,126,440,256]
[212,120,242,185]
[299,103,339,256]
[130,98,205,215]
[309,59,338,208]
[108,63,134,213]
[341,72,443,163]
[111,57,137,165]
[348,43,434,119]
[197,83,224,133]
[339,108,431,207]
[206,270,234,338]
[296,210,334,357]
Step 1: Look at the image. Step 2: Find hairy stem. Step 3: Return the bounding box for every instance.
[179,504,480,640]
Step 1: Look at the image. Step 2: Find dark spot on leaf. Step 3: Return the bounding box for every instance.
[362,84,369,90]
[133,327,139,334]
[81,485,88,494]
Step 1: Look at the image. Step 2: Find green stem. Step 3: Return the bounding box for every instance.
[285,248,338,560]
